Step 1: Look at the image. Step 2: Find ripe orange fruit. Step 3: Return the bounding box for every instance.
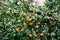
[23,23,27,27]
[23,0,28,2]
[16,27,20,32]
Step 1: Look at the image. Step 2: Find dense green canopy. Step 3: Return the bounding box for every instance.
[0,0,60,40]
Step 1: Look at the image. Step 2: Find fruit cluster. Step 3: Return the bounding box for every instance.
[0,0,60,40]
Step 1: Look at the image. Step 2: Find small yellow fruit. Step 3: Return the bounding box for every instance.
[44,23,47,26]
[36,22,40,26]
[29,22,33,26]
[37,22,40,24]
[48,17,50,20]
[53,21,56,25]
[32,16,36,19]
[40,33,44,36]
[35,14,38,17]
[28,34,32,37]
[16,27,20,32]
[29,8,33,12]
[32,28,34,31]
[20,29,24,32]
[32,31,36,34]
[28,18,32,22]
[18,20,21,23]
[27,16,30,18]
[23,23,27,27]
